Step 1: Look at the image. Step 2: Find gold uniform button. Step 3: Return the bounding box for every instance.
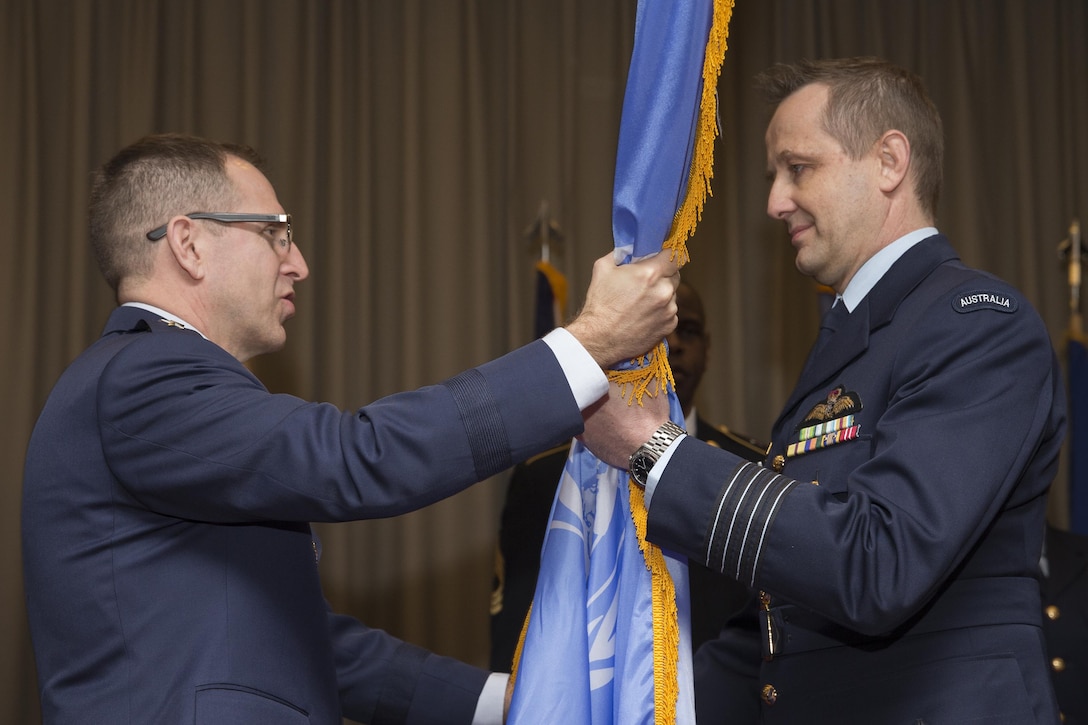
[1045,605,1060,621]
[772,455,785,473]
[1052,657,1066,672]
[761,684,778,705]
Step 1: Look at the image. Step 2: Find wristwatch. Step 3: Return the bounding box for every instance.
[628,420,685,488]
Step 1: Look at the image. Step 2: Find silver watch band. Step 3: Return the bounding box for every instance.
[644,420,685,457]
[629,420,685,487]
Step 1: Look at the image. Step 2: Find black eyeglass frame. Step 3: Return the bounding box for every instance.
[145,213,291,251]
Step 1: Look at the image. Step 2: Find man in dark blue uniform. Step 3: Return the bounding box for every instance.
[582,57,1066,723]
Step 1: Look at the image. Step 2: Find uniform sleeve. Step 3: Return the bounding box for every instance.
[328,608,489,724]
[99,335,585,523]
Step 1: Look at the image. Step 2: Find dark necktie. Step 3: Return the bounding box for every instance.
[812,300,849,359]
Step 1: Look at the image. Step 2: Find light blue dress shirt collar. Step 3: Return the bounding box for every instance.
[840,227,938,312]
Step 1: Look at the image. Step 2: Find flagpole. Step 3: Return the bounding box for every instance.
[541,199,552,264]
[523,200,564,264]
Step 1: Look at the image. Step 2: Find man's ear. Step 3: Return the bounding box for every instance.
[877,130,911,194]
[164,217,206,280]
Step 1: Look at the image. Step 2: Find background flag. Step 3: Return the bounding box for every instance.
[526,201,568,339]
[1060,218,1088,535]
[534,260,568,340]
[508,2,734,723]
[1069,338,1088,534]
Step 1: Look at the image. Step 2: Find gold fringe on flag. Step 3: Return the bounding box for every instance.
[610,2,735,723]
[660,0,734,268]
[609,345,675,407]
[509,601,532,683]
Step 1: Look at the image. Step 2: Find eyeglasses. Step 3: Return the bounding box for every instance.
[146,212,292,255]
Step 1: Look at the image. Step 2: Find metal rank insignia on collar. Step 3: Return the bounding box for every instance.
[159,319,188,329]
[788,384,863,458]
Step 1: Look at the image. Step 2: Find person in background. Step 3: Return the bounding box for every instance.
[21,133,678,725]
[489,280,767,671]
[1041,523,1088,724]
[581,57,1066,723]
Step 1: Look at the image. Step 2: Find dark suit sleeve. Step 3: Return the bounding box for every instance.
[98,335,584,523]
[329,609,489,725]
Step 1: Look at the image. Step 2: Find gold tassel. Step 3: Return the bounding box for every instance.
[607,342,675,407]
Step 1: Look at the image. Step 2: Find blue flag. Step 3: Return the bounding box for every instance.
[1069,338,1088,534]
[508,2,733,723]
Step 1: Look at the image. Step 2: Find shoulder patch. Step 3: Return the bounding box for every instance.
[952,290,1018,314]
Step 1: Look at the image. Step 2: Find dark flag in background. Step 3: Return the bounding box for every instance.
[1069,338,1088,534]
[1060,219,1088,535]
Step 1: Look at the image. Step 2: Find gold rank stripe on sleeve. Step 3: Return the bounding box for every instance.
[704,461,798,587]
[787,421,862,458]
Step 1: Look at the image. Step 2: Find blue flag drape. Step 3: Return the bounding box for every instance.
[508,2,733,723]
[1069,338,1088,534]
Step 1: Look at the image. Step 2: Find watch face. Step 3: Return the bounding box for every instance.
[630,452,652,486]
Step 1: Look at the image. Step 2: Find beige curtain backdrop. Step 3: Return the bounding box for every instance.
[3,1,1086,722]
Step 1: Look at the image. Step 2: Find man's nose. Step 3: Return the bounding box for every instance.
[766,179,794,220]
[285,243,310,280]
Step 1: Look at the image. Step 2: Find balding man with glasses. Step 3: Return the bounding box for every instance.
[22,133,679,725]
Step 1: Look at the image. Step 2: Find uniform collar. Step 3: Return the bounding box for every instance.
[121,302,207,338]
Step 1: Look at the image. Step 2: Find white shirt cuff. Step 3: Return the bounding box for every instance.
[542,327,608,410]
[472,672,509,725]
[643,434,686,507]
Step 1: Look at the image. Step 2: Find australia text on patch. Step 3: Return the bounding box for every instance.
[959,292,1010,309]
